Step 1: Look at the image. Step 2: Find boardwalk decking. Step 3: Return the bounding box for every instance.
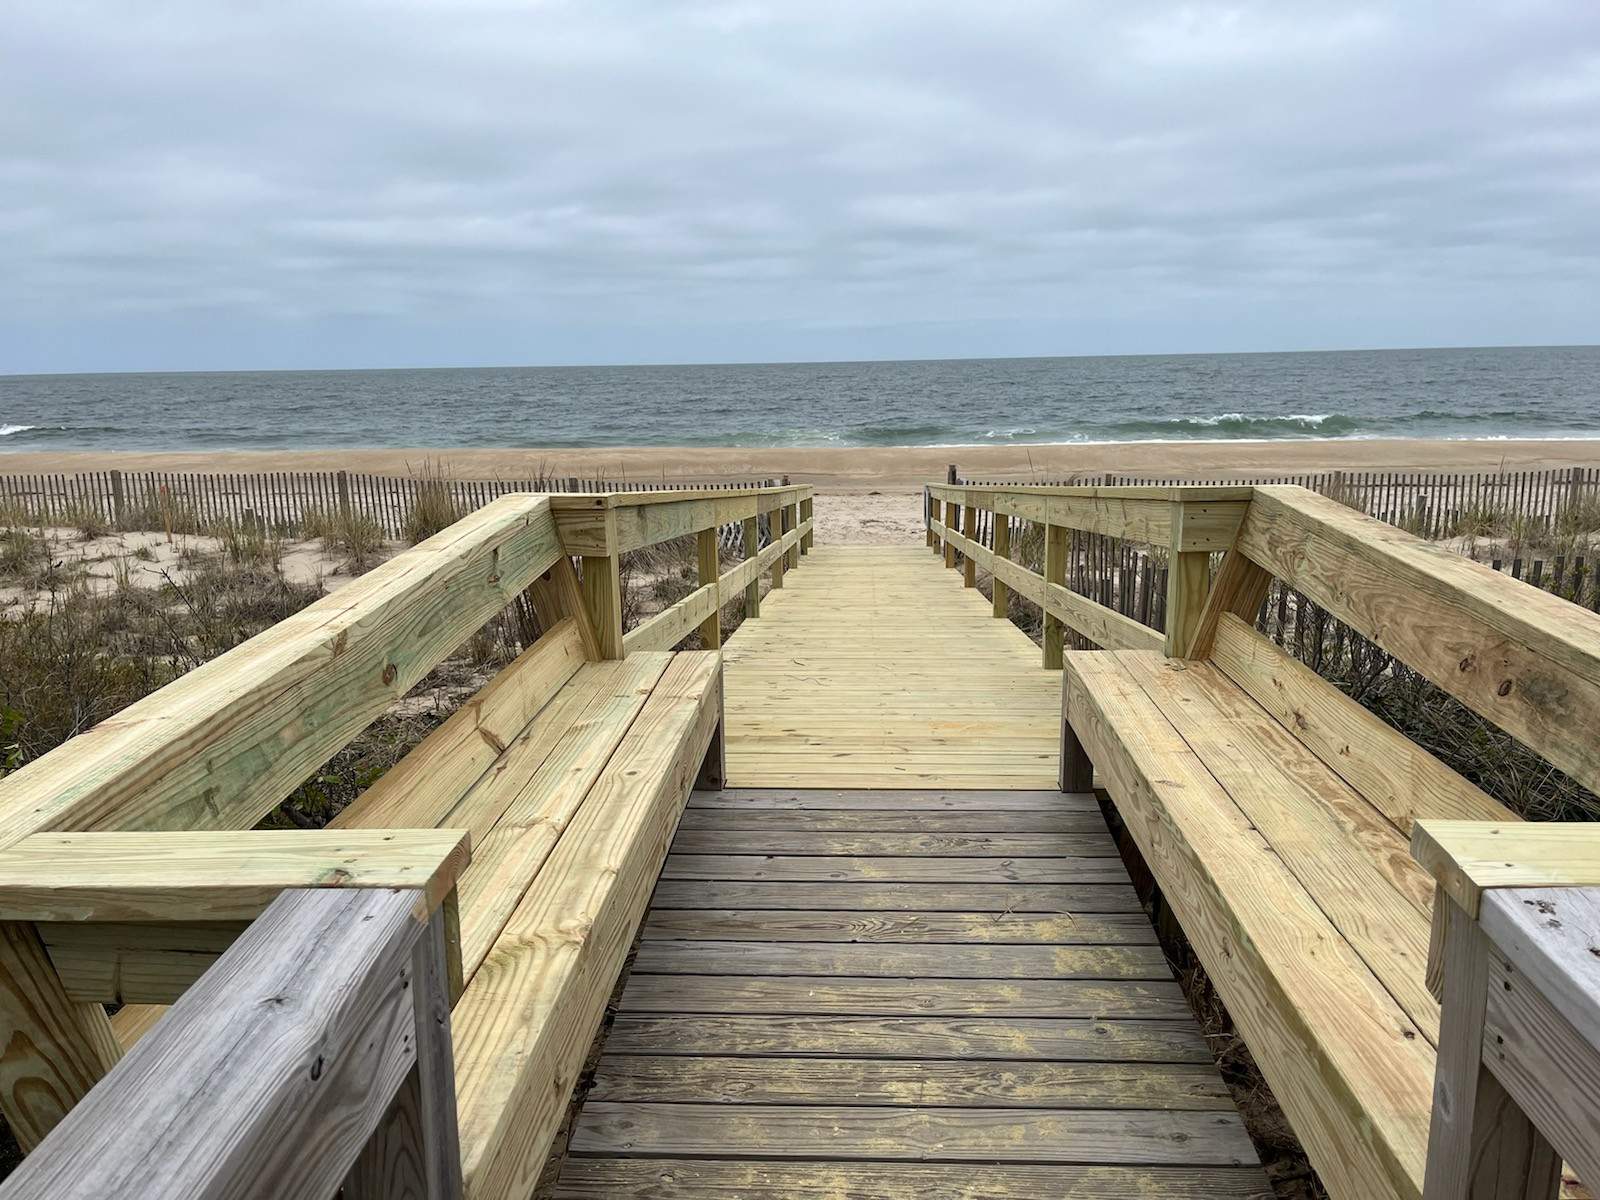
[721,545,1062,789]
[554,545,1270,1197]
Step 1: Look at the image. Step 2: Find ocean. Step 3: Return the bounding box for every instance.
[1,345,1596,452]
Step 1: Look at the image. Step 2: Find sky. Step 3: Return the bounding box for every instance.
[3,0,1599,373]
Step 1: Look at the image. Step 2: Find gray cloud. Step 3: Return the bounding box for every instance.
[2,0,1598,370]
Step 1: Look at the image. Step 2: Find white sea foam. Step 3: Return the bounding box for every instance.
[0,424,39,437]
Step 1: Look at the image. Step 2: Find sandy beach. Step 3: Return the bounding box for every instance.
[4,438,1597,492]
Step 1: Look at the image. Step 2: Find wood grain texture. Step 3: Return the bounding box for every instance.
[661,854,1132,883]
[1066,650,1436,1200]
[554,1159,1275,1199]
[569,1102,1257,1165]
[630,940,1172,979]
[675,807,1107,832]
[1,888,433,1199]
[588,1055,1233,1108]
[1237,485,1600,800]
[1415,823,1600,919]
[646,880,1143,912]
[450,651,720,1200]
[721,546,1060,789]
[604,1013,1216,1062]
[0,828,470,923]
[0,492,564,844]
[641,908,1158,945]
[333,620,587,832]
[667,830,1118,857]
[1211,615,1509,837]
[619,974,1191,1017]
[0,923,121,1151]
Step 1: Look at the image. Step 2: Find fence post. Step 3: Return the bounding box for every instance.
[109,470,125,527]
[946,464,958,486]
[336,470,352,521]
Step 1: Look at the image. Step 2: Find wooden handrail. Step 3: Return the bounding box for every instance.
[553,483,816,659]
[1414,822,1600,1198]
[924,481,1245,664]
[0,885,462,1200]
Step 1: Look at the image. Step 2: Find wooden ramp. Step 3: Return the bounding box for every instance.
[720,544,1062,790]
[554,787,1271,1196]
[552,544,1269,1197]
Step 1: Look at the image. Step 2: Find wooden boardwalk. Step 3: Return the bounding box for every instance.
[553,546,1269,1196]
[721,545,1062,790]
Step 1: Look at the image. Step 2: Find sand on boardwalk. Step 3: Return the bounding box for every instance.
[5,439,1598,548]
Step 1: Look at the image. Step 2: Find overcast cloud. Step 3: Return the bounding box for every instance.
[3,0,1598,371]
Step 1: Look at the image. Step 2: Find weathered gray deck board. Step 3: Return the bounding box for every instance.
[554,790,1269,1199]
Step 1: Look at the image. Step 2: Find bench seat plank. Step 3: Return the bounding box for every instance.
[1065,649,1435,1200]
[1119,652,1442,1043]
[450,651,722,1200]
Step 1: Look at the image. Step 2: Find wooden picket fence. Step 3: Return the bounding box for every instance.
[955,465,1600,538]
[0,469,786,549]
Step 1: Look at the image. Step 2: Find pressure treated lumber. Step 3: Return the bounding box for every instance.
[1237,485,1600,799]
[449,652,720,1200]
[0,492,565,844]
[0,829,470,923]
[1412,821,1600,918]
[1065,650,1436,1200]
[0,888,452,1200]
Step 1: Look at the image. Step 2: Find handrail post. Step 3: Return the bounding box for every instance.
[772,505,788,590]
[741,515,761,618]
[581,554,625,659]
[800,495,813,554]
[943,500,958,568]
[0,922,122,1151]
[962,502,979,588]
[1043,521,1067,668]
[992,512,1010,617]
[1421,888,1563,1200]
[787,497,801,570]
[1164,501,1210,658]
[696,527,722,649]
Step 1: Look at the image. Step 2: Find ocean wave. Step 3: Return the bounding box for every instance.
[0,424,39,438]
[1098,412,1364,438]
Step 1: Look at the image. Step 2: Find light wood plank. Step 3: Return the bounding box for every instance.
[676,809,1105,833]
[449,652,720,1200]
[0,492,564,843]
[0,829,470,923]
[1414,822,1600,919]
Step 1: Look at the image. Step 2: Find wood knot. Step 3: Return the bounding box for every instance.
[1496,679,1513,697]
[382,663,398,686]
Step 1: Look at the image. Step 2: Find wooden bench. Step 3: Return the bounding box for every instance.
[0,485,818,1197]
[1061,485,1600,1200]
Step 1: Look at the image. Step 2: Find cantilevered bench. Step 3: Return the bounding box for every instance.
[0,491,741,1199]
[1062,486,1600,1200]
